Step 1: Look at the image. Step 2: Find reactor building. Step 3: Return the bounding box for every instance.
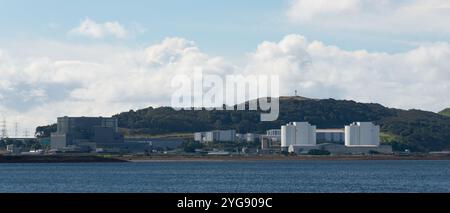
[345,122,380,147]
[281,122,316,150]
[50,116,124,151]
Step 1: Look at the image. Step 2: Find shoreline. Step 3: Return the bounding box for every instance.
[0,155,128,164]
[1,154,450,163]
[119,155,450,162]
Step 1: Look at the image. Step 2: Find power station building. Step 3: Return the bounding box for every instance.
[345,122,380,147]
[280,121,390,155]
[50,117,124,151]
[317,129,345,143]
[281,122,316,149]
[194,130,236,143]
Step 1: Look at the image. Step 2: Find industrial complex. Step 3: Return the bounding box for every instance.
[48,116,183,154]
[194,121,392,155]
[50,117,123,152]
[1,114,392,156]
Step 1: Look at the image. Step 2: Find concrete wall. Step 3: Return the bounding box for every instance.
[319,144,392,155]
[288,143,393,155]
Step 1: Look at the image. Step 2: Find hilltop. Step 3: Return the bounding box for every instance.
[36,97,450,152]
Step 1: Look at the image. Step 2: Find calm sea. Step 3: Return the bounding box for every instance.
[0,160,449,193]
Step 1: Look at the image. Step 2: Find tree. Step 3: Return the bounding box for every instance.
[182,141,204,153]
[35,124,57,138]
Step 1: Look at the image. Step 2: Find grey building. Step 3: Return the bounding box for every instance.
[6,144,21,154]
[194,130,236,143]
[236,133,260,143]
[50,117,123,151]
[260,129,281,151]
[316,129,345,144]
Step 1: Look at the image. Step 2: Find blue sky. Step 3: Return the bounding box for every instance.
[2,0,447,55]
[1,0,286,56]
[2,0,450,133]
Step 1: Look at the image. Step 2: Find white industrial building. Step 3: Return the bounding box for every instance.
[345,122,380,147]
[194,132,204,142]
[281,122,316,149]
[194,130,236,143]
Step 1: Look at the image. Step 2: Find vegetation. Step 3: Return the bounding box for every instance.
[439,108,450,117]
[36,97,450,152]
[307,149,331,156]
[182,141,204,153]
[113,98,395,135]
[368,150,380,155]
[378,109,450,152]
[0,138,46,151]
[35,124,57,138]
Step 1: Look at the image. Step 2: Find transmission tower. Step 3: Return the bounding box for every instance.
[14,122,19,138]
[24,129,30,138]
[0,117,7,139]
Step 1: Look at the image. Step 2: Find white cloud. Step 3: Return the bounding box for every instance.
[0,38,231,134]
[287,0,361,22]
[69,18,129,39]
[1,35,450,134]
[286,0,450,34]
[244,35,450,111]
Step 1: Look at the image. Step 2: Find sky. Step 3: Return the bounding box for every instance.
[1,0,450,136]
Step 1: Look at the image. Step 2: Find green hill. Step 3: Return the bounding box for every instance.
[439,108,450,117]
[36,97,450,152]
